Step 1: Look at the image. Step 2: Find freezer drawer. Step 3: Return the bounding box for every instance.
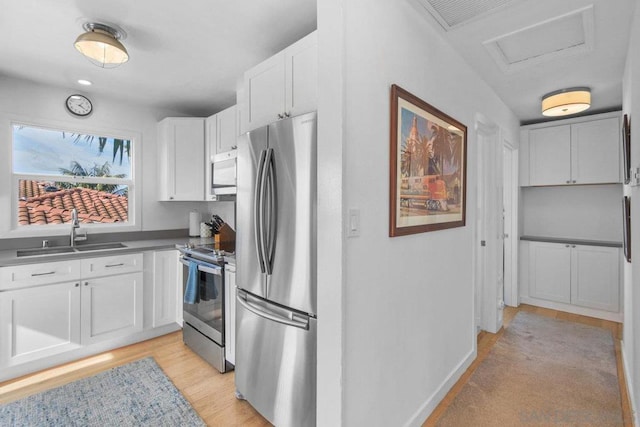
[235,290,317,427]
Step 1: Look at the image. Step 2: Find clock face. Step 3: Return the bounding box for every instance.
[66,94,92,117]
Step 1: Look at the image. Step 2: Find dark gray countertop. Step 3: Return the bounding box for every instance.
[520,235,622,248]
[0,237,216,267]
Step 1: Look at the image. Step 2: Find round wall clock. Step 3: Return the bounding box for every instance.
[65,94,93,117]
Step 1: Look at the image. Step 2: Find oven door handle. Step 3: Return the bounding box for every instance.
[237,293,308,330]
[179,258,222,276]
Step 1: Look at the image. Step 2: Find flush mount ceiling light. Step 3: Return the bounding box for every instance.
[74,22,129,69]
[541,87,591,117]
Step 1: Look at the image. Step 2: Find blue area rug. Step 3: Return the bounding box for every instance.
[0,357,206,426]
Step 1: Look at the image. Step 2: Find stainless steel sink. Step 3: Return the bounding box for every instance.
[74,242,127,251]
[17,246,76,257]
[16,242,127,257]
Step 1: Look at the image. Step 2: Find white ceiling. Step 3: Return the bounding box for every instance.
[0,0,317,116]
[413,0,635,124]
[1,1,634,123]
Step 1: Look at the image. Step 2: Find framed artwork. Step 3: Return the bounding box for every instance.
[623,196,631,263]
[389,84,467,237]
[623,114,631,184]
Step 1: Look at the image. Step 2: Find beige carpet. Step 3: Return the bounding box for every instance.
[437,312,623,427]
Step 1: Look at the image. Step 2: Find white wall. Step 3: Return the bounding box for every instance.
[622,2,640,423]
[317,1,519,425]
[0,75,224,237]
[522,184,623,241]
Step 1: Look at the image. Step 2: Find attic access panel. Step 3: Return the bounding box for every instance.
[417,0,522,30]
[483,6,594,73]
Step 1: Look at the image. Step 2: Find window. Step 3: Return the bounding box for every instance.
[12,124,134,228]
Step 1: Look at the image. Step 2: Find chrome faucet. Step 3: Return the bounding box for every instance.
[70,209,87,247]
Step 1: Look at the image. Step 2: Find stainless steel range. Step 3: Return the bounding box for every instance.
[178,244,232,373]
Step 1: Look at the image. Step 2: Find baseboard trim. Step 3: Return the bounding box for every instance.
[621,341,639,426]
[403,347,476,427]
[0,323,181,382]
[520,296,622,322]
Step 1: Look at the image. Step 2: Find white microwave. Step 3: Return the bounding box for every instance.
[210,150,237,200]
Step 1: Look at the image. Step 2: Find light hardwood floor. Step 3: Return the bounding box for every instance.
[423,304,631,426]
[0,332,270,426]
[0,305,631,426]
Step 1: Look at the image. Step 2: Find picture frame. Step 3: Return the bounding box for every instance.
[623,114,631,184]
[389,84,467,237]
[623,196,631,263]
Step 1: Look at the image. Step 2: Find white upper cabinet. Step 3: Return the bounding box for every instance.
[158,118,205,201]
[217,105,239,153]
[529,125,572,186]
[522,113,621,186]
[285,32,318,119]
[206,105,238,159]
[243,31,317,132]
[571,118,621,184]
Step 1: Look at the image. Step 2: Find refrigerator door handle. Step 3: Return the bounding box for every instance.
[237,293,309,330]
[254,149,267,273]
[265,148,277,275]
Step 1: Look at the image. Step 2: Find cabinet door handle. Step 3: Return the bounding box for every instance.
[75,283,80,287]
[566,180,571,184]
[84,282,89,286]
[105,263,125,268]
[565,244,570,248]
[572,180,576,183]
[169,196,174,200]
[31,271,55,277]
[572,245,576,248]
[277,114,284,119]
[231,145,237,150]
[284,112,291,118]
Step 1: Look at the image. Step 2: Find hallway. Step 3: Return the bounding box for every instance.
[424,304,630,426]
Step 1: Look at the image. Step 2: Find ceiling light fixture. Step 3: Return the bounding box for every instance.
[74,22,129,69]
[77,79,92,86]
[541,87,591,117]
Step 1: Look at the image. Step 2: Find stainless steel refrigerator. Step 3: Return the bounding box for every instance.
[235,111,317,427]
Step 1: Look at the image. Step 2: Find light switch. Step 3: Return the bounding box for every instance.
[632,167,640,186]
[348,208,360,237]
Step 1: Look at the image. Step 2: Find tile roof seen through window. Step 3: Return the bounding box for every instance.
[18,180,128,226]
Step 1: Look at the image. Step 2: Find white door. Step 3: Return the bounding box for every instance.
[475,115,503,334]
[503,143,518,307]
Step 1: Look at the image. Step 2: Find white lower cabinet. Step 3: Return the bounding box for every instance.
[81,272,143,345]
[529,241,572,303]
[143,250,179,329]
[0,253,150,377]
[0,281,81,367]
[571,245,620,312]
[224,265,236,365]
[527,241,620,312]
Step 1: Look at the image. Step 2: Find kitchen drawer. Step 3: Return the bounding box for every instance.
[81,253,143,278]
[0,260,81,291]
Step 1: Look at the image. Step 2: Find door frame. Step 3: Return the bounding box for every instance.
[503,140,519,307]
